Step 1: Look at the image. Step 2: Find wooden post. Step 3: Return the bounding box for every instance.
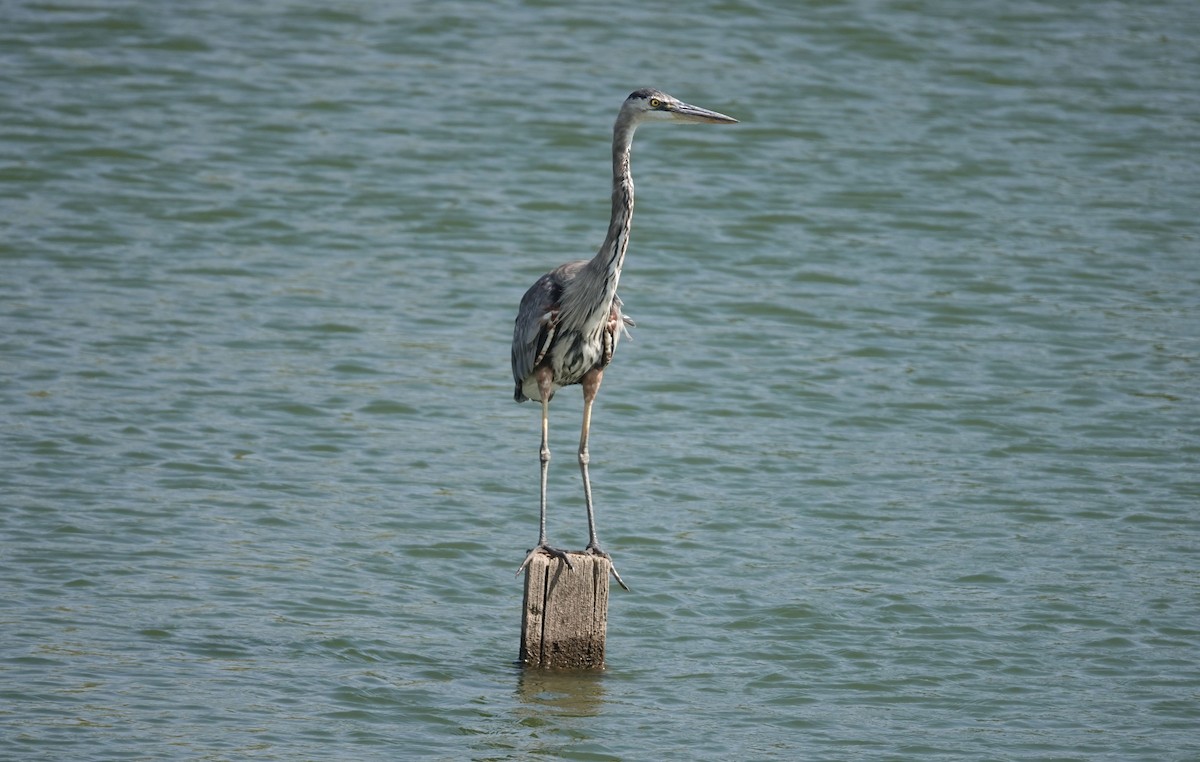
[520,552,609,669]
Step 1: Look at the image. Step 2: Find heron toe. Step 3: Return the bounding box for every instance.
[584,544,629,591]
[516,543,574,577]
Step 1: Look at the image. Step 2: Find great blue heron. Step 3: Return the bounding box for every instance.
[511,88,737,589]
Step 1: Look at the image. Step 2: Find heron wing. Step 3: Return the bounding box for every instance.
[511,266,570,400]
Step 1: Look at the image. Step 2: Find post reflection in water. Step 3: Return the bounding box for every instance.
[510,669,611,755]
[515,668,607,721]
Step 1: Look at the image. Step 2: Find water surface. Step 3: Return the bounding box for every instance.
[2,1,1198,759]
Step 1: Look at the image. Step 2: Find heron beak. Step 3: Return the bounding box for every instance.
[669,101,739,125]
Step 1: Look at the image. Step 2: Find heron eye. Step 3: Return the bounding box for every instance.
[649,98,662,108]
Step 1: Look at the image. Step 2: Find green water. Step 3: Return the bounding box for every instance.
[3,1,1198,759]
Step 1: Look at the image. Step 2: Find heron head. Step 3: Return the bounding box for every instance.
[622,88,738,126]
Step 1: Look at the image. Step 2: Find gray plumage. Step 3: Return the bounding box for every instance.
[511,263,632,404]
[511,88,737,589]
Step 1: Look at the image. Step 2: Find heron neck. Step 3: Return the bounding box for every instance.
[589,119,637,289]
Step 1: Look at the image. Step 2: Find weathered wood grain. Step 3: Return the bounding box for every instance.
[519,552,609,669]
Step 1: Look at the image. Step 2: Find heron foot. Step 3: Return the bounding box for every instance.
[516,543,573,577]
[585,544,630,591]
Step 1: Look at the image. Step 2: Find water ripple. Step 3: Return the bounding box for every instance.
[3,0,1199,760]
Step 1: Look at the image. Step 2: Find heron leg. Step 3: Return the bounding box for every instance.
[517,371,572,577]
[578,369,629,591]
